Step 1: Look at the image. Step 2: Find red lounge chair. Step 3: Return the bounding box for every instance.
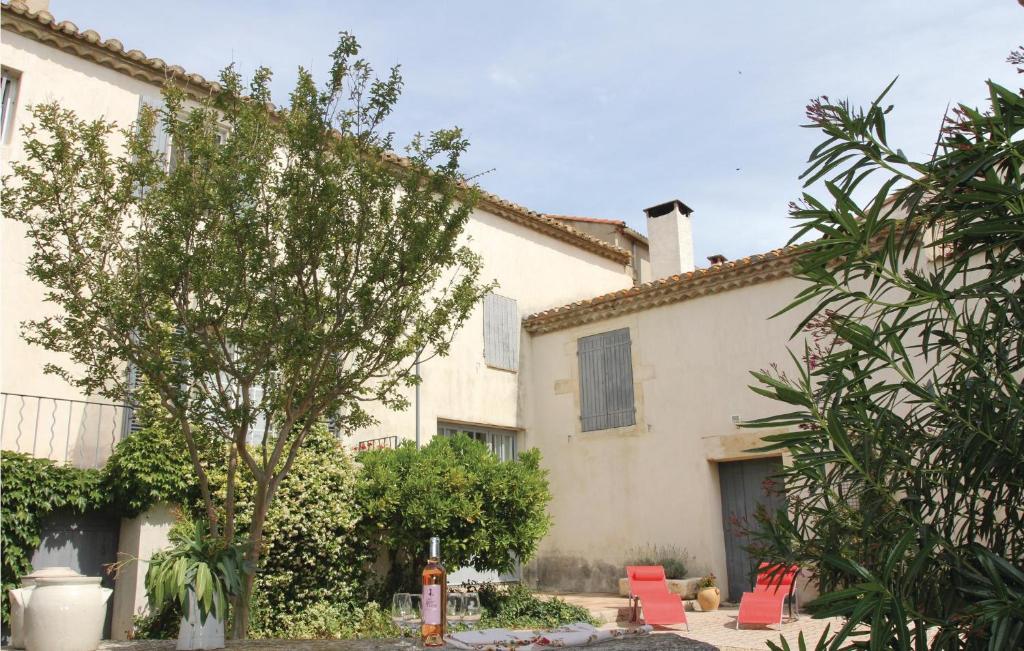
[736,563,801,630]
[626,565,689,630]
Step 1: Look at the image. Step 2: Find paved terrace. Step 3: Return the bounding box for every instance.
[549,592,841,651]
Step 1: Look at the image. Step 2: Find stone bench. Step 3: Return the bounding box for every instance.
[618,577,701,600]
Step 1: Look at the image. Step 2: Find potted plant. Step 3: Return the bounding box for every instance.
[696,574,720,612]
[145,518,247,650]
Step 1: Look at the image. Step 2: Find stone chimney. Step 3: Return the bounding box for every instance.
[643,199,694,279]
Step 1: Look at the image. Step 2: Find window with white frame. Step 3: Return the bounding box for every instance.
[438,422,517,461]
[577,328,636,432]
[483,293,519,371]
[1,67,21,143]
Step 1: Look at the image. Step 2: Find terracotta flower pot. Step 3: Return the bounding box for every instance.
[697,586,720,612]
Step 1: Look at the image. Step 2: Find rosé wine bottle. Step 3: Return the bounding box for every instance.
[421,536,447,646]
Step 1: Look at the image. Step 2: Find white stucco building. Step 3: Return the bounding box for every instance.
[2,0,834,638]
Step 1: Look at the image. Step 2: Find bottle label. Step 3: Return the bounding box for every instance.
[422,584,442,625]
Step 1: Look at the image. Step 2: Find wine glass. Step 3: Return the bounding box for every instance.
[392,593,414,627]
[447,592,465,624]
[463,593,481,626]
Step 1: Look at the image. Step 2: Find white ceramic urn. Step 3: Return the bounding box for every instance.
[22,576,112,651]
[8,566,83,649]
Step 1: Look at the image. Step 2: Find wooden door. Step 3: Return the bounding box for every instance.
[718,457,785,601]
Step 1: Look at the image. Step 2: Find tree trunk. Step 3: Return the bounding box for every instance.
[231,479,273,639]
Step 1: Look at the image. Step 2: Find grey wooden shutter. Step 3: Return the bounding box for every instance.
[134,96,169,195]
[124,361,144,436]
[483,293,519,371]
[577,328,635,432]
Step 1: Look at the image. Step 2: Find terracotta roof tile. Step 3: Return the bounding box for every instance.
[548,214,627,226]
[1,1,632,265]
[523,245,802,334]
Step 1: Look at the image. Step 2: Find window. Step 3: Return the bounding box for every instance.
[483,293,519,370]
[168,125,228,173]
[438,422,516,461]
[577,328,636,432]
[138,97,171,163]
[1,67,21,143]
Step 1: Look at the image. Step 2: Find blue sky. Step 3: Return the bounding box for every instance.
[52,1,1022,261]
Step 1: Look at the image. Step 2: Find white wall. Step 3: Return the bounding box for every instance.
[110,503,178,640]
[0,32,174,466]
[352,206,633,446]
[1,31,158,402]
[523,275,813,598]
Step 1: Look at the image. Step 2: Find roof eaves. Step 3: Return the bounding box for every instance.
[523,245,801,334]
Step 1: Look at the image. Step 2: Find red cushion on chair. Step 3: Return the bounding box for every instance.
[737,591,786,626]
[629,566,666,582]
[753,564,800,595]
[638,592,688,626]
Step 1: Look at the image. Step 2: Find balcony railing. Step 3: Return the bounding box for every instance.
[0,392,131,469]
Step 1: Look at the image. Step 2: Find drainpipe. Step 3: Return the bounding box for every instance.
[414,355,421,449]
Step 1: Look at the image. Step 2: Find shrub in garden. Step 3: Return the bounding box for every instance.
[476,583,597,629]
[627,544,691,579]
[222,425,371,636]
[358,434,553,597]
[749,52,1024,649]
[248,597,399,640]
[103,396,205,517]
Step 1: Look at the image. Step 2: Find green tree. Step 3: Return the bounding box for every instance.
[748,53,1024,649]
[357,435,552,597]
[2,33,490,637]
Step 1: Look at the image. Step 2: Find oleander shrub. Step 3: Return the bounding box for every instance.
[750,52,1024,650]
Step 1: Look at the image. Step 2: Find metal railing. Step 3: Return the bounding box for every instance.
[0,392,131,469]
[347,435,400,453]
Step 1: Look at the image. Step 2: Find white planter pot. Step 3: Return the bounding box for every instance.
[22,576,112,651]
[8,585,35,649]
[176,590,225,651]
[9,566,84,649]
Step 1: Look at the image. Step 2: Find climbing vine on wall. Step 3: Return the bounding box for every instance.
[0,451,108,625]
